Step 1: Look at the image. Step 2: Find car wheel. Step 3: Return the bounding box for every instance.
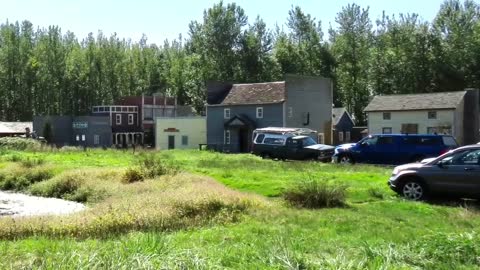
[338,154,354,164]
[261,153,271,159]
[401,179,427,201]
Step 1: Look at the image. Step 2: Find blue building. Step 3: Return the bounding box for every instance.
[206,74,333,153]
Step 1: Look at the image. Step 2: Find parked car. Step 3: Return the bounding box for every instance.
[333,134,458,165]
[252,128,335,161]
[388,144,480,200]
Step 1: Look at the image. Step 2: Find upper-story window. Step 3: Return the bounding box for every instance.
[128,114,134,125]
[383,112,391,120]
[288,107,293,118]
[116,114,122,125]
[428,111,437,119]
[224,108,231,119]
[256,107,263,119]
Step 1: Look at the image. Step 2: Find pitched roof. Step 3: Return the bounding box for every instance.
[332,107,347,125]
[364,91,467,112]
[0,122,32,134]
[219,81,286,105]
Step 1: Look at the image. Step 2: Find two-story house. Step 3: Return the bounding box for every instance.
[206,74,333,152]
[364,89,480,145]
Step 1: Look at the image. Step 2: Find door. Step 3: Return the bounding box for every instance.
[285,138,304,160]
[168,135,175,150]
[239,128,249,153]
[425,149,480,195]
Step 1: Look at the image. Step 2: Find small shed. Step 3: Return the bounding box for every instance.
[0,122,33,137]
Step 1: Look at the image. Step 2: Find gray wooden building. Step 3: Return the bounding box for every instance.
[206,74,333,152]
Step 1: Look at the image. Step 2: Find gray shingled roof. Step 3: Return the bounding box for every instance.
[0,122,32,134]
[364,91,467,112]
[220,81,286,105]
[332,107,347,125]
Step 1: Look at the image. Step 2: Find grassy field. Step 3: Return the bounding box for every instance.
[1,148,480,269]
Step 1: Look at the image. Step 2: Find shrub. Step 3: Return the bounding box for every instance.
[30,173,82,199]
[122,167,145,183]
[0,166,54,191]
[0,137,42,151]
[20,157,45,168]
[58,146,82,152]
[283,180,347,209]
[137,154,179,178]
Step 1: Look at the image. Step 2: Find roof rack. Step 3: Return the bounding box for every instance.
[253,127,317,136]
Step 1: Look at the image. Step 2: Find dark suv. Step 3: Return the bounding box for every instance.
[389,144,480,200]
[252,132,334,161]
[333,134,458,165]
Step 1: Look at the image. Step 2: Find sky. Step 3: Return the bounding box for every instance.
[1,0,451,45]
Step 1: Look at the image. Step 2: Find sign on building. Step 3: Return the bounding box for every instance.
[73,122,88,129]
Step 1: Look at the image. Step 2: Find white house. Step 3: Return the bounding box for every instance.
[155,117,206,150]
[364,89,480,145]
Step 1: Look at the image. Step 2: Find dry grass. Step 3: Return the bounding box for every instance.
[0,170,264,240]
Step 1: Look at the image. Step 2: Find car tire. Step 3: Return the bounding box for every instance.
[400,178,427,201]
[338,154,354,164]
[261,153,271,159]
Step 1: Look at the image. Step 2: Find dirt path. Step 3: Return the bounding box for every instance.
[0,191,85,217]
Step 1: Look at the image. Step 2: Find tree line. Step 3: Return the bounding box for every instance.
[0,0,479,125]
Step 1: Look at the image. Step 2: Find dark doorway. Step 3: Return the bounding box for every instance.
[239,128,250,153]
[168,135,175,149]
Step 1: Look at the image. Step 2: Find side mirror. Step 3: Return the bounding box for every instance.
[437,160,447,168]
[360,142,368,147]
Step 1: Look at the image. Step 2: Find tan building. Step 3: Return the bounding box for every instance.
[155,117,206,150]
[364,90,480,145]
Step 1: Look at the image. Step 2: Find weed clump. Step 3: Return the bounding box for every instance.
[20,157,45,168]
[136,154,179,179]
[0,137,42,151]
[122,167,145,183]
[0,165,54,191]
[283,180,347,209]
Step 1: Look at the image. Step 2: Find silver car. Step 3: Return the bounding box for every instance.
[389,144,480,200]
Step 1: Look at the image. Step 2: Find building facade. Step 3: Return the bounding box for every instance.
[332,108,356,145]
[364,89,480,145]
[206,74,333,152]
[155,117,206,150]
[33,116,112,147]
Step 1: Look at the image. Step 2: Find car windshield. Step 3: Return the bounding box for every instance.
[302,137,317,147]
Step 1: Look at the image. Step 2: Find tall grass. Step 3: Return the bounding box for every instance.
[283,179,348,208]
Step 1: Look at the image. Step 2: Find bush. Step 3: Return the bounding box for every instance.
[0,137,42,151]
[283,180,347,209]
[122,167,145,183]
[137,154,179,178]
[0,166,54,191]
[20,157,46,168]
[30,173,82,199]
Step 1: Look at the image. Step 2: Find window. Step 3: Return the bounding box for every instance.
[263,138,285,145]
[255,134,265,144]
[377,136,394,145]
[442,136,458,147]
[224,130,231,144]
[346,131,351,142]
[383,112,391,120]
[428,111,437,119]
[76,135,80,141]
[94,135,100,145]
[128,114,134,125]
[382,127,392,134]
[81,134,86,142]
[440,149,480,166]
[338,131,344,143]
[401,124,418,134]
[116,114,122,125]
[256,107,263,119]
[361,136,378,146]
[224,108,231,119]
[288,107,293,118]
[182,135,188,146]
[317,133,324,144]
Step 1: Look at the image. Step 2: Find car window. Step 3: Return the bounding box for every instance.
[255,134,265,144]
[403,136,440,145]
[361,136,378,146]
[377,136,394,145]
[302,137,316,147]
[263,137,285,145]
[440,149,480,166]
[442,136,458,147]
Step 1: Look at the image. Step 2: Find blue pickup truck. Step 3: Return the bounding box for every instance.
[333,134,458,165]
